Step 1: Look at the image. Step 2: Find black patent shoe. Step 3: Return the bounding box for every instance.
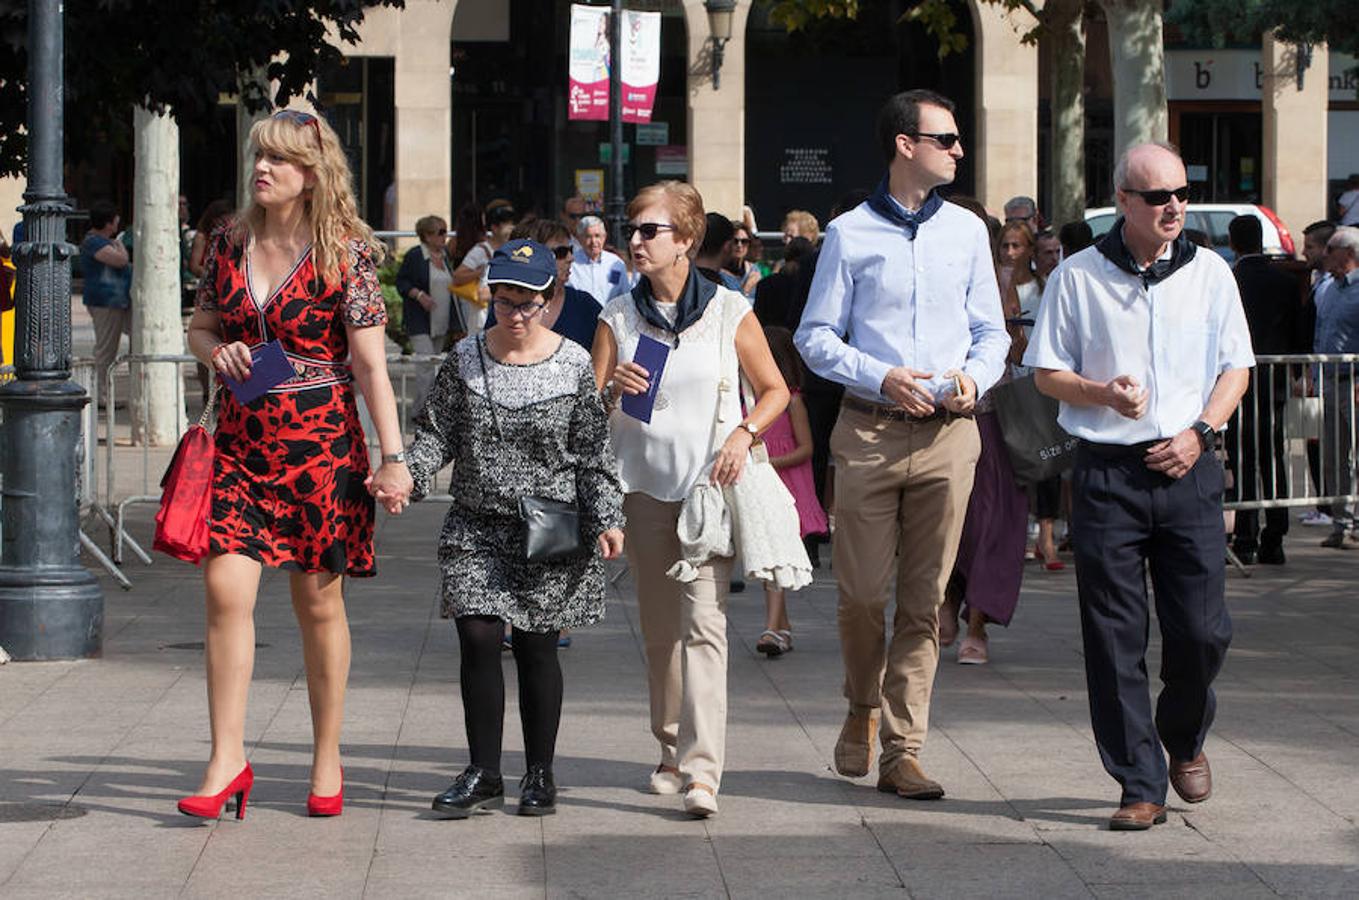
[432,765,504,819]
[517,765,557,816]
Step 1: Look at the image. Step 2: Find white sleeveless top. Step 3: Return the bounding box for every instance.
[600,285,751,501]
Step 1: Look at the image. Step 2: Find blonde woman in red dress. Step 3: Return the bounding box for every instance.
[179,109,412,820]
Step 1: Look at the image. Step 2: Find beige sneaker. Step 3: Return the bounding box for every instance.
[682,782,718,818]
[877,756,945,800]
[649,765,683,795]
[833,708,880,778]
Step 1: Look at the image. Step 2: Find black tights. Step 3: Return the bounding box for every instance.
[455,615,562,776]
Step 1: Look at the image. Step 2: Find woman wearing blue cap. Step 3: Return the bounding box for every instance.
[402,238,626,819]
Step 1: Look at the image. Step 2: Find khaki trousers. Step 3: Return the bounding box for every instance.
[623,492,733,792]
[89,305,130,404]
[831,406,980,770]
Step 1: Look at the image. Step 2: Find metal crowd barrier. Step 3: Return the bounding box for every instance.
[96,351,456,576]
[1221,354,1359,516]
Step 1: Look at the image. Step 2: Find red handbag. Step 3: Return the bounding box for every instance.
[154,383,218,564]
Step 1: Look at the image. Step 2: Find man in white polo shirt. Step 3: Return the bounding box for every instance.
[1024,142,1253,832]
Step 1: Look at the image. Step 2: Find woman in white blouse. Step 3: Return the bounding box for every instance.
[592,181,789,818]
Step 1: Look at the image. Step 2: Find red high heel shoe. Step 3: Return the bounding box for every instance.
[178,764,254,820]
[306,768,344,817]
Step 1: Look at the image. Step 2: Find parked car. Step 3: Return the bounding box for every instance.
[1085,203,1296,262]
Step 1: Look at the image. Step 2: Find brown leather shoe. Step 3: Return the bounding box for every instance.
[1170,752,1212,803]
[833,708,879,778]
[1109,802,1167,831]
[876,756,945,800]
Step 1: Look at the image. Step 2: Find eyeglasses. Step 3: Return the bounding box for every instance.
[435,228,448,236]
[550,245,574,260]
[492,298,547,319]
[1122,185,1190,206]
[273,109,322,148]
[565,212,583,220]
[910,132,961,150]
[622,222,677,241]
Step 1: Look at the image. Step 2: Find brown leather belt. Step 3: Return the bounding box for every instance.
[841,395,948,423]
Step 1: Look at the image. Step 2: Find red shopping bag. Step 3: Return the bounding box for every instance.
[154,386,217,563]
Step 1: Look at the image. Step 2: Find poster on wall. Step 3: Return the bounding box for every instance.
[568,4,611,121]
[567,5,661,123]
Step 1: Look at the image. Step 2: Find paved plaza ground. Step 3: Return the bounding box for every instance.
[1,495,1357,898]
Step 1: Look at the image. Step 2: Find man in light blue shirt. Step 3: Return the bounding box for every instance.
[1313,225,1359,546]
[1024,142,1252,831]
[794,89,1007,802]
[568,215,627,302]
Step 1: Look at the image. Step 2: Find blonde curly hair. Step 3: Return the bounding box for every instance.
[234,109,385,287]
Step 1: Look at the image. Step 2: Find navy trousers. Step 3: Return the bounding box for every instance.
[1070,442,1233,805]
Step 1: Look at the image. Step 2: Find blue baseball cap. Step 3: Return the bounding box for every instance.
[485,239,556,292]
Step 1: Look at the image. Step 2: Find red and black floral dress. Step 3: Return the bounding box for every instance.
[195,227,388,576]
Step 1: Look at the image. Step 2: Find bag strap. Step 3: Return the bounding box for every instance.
[198,380,221,430]
[475,334,504,441]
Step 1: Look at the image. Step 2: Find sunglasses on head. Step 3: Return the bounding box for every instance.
[1123,185,1190,206]
[273,109,322,148]
[910,131,961,150]
[622,222,676,241]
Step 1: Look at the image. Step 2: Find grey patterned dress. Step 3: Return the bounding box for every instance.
[406,336,625,631]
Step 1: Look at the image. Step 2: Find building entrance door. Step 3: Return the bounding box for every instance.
[1177,110,1263,202]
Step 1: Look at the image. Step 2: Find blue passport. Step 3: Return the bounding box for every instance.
[620,334,670,424]
[222,340,294,404]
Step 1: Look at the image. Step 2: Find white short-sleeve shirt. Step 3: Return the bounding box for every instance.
[1022,243,1255,444]
[600,286,750,501]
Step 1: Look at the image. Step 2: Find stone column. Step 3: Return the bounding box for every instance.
[682,1,753,219]
[394,1,456,234]
[1262,35,1328,248]
[970,2,1039,215]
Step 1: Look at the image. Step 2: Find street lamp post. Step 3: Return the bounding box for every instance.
[606,0,626,249]
[0,0,104,660]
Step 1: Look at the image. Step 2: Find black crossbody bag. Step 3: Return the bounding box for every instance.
[476,335,583,562]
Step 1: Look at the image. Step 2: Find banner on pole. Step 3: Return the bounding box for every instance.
[568,4,611,121]
[620,10,660,123]
[568,4,661,124]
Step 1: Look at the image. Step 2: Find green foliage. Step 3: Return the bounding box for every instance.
[765,0,861,32]
[1168,0,1359,59]
[0,0,405,178]
[376,248,410,353]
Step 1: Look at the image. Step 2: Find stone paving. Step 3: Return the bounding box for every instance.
[1,497,1357,899]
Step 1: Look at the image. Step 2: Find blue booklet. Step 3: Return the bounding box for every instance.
[620,334,670,424]
[222,340,294,404]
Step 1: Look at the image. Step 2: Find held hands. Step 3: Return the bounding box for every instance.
[597,528,625,560]
[1104,375,1149,420]
[882,367,937,417]
[1144,429,1201,480]
[940,369,977,415]
[612,361,651,396]
[211,341,254,382]
[365,462,415,515]
[710,427,754,486]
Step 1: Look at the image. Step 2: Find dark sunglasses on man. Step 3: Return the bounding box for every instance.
[551,245,573,260]
[910,131,961,150]
[1122,186,1191,206]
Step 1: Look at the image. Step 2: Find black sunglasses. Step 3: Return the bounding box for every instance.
[551,245,573,260]
[733,237,750,246]
[1123,185,1190,206]
[622,222,676,241]
[910,131,961,150]
[273,109,322,148]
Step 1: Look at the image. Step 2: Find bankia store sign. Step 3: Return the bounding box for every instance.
[1164,49,1358,102]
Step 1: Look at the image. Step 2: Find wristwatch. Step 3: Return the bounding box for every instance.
[739,421,760,439]
[382,451,407,464]
[1190,420,1215,452]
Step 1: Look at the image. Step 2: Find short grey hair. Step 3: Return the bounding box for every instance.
[577,215,605,238]
[1328,226,1359,257]
[1003,196,1036,217]
[1113,140,1182,192]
